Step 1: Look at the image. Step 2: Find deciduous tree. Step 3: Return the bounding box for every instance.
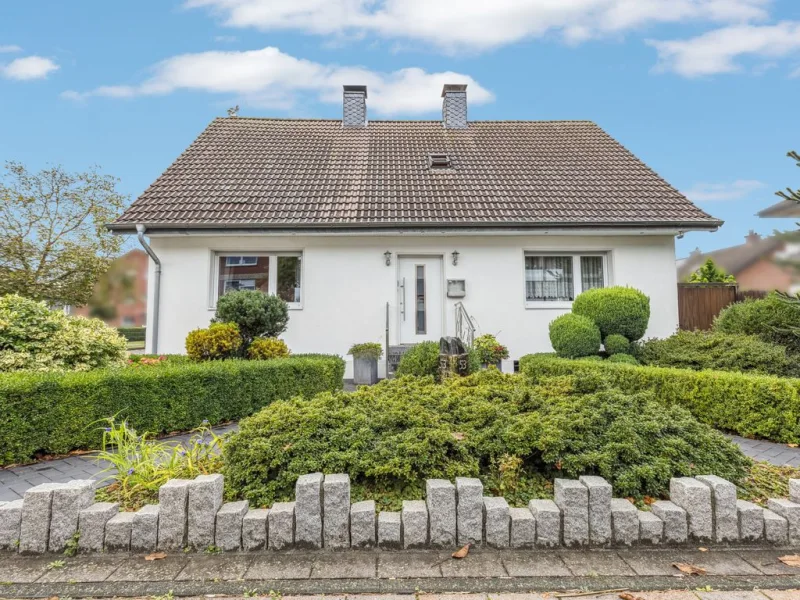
[0,162,127,306]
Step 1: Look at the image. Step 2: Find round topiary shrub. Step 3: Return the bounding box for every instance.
[603,334,631,356]
[214,290,289,348]
[0,294,127,372]
[607,353,639,365]
[572,286,650,341]
[185,322,242,361]
[247,337,290,360]
[549,313,601,358]
[396,341,440,378]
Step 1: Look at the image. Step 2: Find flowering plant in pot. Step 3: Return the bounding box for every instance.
[473,334,509,371]
[348,342,383,385]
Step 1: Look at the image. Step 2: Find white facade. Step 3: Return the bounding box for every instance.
[143,231,679,378]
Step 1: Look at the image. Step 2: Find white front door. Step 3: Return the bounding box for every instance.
[398,256,443,344]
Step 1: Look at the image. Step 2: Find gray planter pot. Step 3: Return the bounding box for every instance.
[481,361,502,372]
[353,356,379,385]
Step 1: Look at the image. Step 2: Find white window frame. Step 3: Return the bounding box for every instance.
[225,256,259,267]
[523,251,609,309]
[210,251,303,310]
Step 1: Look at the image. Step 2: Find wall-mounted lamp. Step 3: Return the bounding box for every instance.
[384,250,392,266]
[451,250,460,266]
[677,231,685,240]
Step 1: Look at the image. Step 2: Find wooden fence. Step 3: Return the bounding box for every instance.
[677,284,768,331]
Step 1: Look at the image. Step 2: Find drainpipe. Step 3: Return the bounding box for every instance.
[136,224,161,354]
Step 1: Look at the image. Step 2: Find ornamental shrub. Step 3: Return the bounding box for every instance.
[714,293,800,355]
[223,370,748,506]
[185,323,242,361]
[247,337,290,361]
[635,330,798,377]
[520,353,800,443]
[0,354,344,466]
[572,286,650,341]
[214,290,289,349]
[607,353,639,365]
[396,341,440,378]
[0,294,127,372]
[473,334,510,364]
[348,342,383,361]
[603,334,630,356]
[549,313,601,358]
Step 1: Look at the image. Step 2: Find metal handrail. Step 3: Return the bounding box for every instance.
[454,301,476,348]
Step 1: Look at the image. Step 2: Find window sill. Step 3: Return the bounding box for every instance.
[525,301,573,310]
[208,303,303,312]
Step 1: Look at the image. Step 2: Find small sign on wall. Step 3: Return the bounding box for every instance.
[447,279,466,298]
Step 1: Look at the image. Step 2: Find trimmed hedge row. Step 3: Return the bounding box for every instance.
[519,354,800,444]
[0,355,344,465]
[116,327,146,342]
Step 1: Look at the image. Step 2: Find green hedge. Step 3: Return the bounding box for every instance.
[519,354,800,444]
[0,355,344,465]
[117,327,146,342]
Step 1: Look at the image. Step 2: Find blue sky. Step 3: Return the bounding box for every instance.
[1,0,798,256]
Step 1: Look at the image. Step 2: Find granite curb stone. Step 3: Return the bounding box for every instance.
[650,501,687,544]
[48,480,94,553]
[509,507,535,548]
[580,475,612,545]
[528,499,560,547]
[350,500,376,548]
[483,496,510,548]
[295,473,323,549]
[323,474,350,549]
[216,500,249,551]
[554,479,588,547]
[610,498,638,546]
[242,508,268,551]
[426,479,456,547]
[456,477,483,545]
[188,474,224,550]
[131,504,160,552]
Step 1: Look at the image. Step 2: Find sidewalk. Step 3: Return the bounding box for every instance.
[0,547,799,598]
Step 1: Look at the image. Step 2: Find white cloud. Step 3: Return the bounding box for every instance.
[214,35,238,42]
[61,46,494,116]
[649,21,800,76]
[1,55,59,80]
[0,45,22,53]
[185,0,771,52]
[682,179,765,202]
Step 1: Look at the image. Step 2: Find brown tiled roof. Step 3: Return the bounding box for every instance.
[677,235,784,281]
[758,199,800,218]
[110,118,720,231]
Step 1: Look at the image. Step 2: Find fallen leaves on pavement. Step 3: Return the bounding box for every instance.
[779,555,800,567]
[672,562,707,575]
[619,593,645,600]
[145,552,167,561]
[452,543,471,559]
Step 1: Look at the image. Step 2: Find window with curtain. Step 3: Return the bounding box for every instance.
[525,256,574,301]
[525,253,606,303]
[580,256,605,292]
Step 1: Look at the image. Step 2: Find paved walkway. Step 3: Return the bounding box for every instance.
[0,548,798,598]
[728,435,800,468]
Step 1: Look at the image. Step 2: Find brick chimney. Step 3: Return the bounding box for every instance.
[745,230,761,245]
[342,85,367,128]
[442,84,468,129]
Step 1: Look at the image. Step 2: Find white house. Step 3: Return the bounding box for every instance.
[109,84,721,378]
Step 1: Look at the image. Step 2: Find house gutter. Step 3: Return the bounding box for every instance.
[136,224,161,354]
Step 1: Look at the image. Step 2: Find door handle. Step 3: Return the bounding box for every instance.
[399,277,406,321]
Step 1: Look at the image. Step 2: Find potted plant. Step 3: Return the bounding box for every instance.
[473,334,509,371]
[348,342,383,385]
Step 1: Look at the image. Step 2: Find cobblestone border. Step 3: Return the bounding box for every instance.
[0,473,798,554]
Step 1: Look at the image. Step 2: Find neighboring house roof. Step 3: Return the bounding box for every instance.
[109,117,721,232]
[757,199,800,218]
[677,232,784,281]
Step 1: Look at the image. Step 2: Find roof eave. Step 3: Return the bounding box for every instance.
[106,219,723,234]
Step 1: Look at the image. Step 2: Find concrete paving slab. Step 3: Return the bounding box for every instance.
[310,552,377,579]
[37,556,125,583]
[737,549,800,575]
[669,550,763,576]
[439,552,507,578]
[174,555,254,581]
[627,593,704,600]
[106,555,190,581]
[617,550,683,576]
[763,591,800,600]
[501,551,572,577]
[695,592,770,599]
[245,553,315,580]
[0,555,52,583]
[559,550,637,576]
[377,551,443,578]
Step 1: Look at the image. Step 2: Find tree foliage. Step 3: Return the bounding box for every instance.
[776,150,800,204]
[688,258,736,283]
[0,162,127,306]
